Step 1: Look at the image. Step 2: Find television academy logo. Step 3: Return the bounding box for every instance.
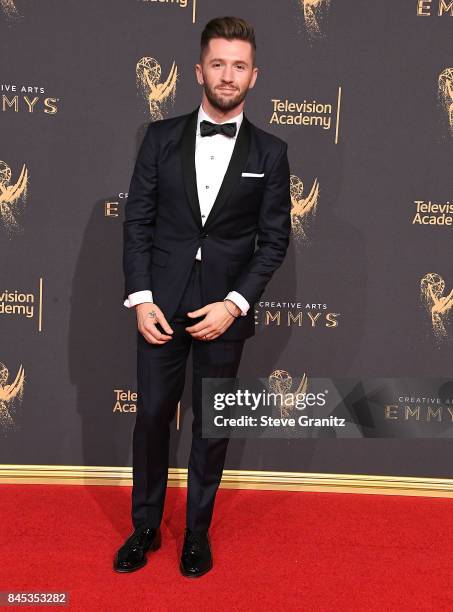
[290,173,319,243]
[412,200,453,226]
[269,89,342,143]
[136,57,178,120]
[0,362,25,430]
[113,389,136,413]
[0,160,28,235]
[140,0,196,23]
[141,0,189,8]
[420,273,453,340]
[299,0,331,38]
[112,387,182,429]
[0,279,44,331]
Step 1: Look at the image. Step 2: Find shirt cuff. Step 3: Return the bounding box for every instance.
[124,290,153,308]
[225,291,250,316]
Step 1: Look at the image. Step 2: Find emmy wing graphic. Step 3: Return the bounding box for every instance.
[421,273,453,340]
[268,370,308,418]
[299,0,331,38]
[0,0,19,19]
[438,69,453,133]
[136,57,178,120]
[0,161,29,235]
[0,363,25,429]
[290,174,319,242]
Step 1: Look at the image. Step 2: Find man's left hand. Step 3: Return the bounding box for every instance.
[185,300,241,340]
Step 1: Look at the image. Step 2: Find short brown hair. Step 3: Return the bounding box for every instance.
[200,16,256,64]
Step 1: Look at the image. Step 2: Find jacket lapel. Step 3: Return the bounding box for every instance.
[181,106,252,230]
[181,108,203,229]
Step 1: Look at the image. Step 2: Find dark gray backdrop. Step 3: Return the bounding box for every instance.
[1,0,453,477]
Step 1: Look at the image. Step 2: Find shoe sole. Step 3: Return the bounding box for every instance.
[113,535,161,573]
[179,560,213,579]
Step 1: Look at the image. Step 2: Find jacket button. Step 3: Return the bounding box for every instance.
[200,232,208,238]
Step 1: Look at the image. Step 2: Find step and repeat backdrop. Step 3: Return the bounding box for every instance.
[2,0,453,478]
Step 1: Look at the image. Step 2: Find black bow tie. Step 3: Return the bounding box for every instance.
[200,120,237,138]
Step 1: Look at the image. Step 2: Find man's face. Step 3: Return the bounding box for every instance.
[196,38,258,112]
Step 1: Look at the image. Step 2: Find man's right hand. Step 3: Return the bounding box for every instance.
[136,303,174,344]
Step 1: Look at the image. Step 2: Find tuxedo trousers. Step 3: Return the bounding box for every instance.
[131,260,245,531]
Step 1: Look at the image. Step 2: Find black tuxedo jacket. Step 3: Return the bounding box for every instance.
[123,106,291,341]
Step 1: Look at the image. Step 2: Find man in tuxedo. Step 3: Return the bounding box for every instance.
[114,16,291,577]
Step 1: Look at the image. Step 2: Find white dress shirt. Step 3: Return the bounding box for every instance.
[124,103,250,316]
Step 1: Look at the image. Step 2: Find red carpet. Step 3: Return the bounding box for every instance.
[1,484,453,611]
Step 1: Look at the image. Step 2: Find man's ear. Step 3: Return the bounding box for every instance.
[248,67,259,90]
[195,63,204,86]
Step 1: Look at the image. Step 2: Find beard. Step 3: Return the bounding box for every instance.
[203,81,248,112]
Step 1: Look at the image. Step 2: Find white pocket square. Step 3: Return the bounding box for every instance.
[241,172,265,177]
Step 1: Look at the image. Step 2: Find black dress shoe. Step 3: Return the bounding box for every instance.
[180,528,213,578]
[113,526,161,573]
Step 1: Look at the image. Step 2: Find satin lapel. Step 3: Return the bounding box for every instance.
[204,115,251,229]
[181,107,203,229]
